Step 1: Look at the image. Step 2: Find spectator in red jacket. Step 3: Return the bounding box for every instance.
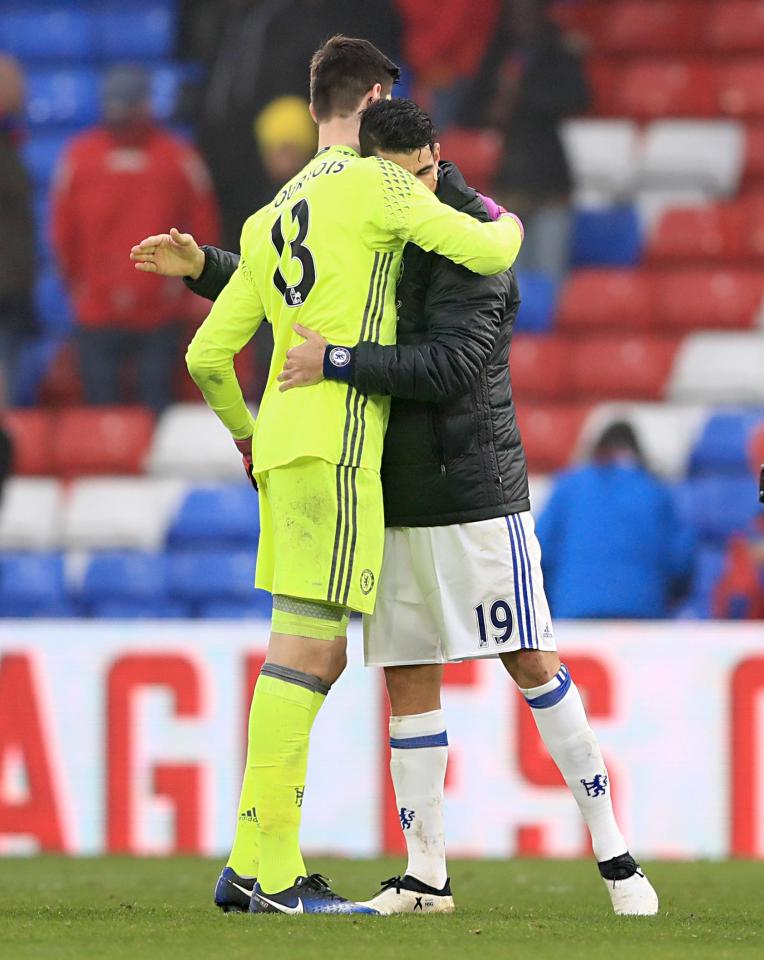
[52,65,220,412]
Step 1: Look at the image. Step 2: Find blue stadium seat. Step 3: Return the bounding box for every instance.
[571,206,642,268]
[151,63,202,122]
[89,598,189,619]
[514,272,558,333]
[689,410,764,476]
[167,486,259,549]
[22,130,73,185]
[166,549,258,602]
[35,268,73,336]
[26,67,101,128]
[0,7,96,61]
[80,551,169,604]
[96,3,176,60]
[199,594,273,619]
[12,336,63,407]
[679,477,760,544]
[0,552,68,615]
[683,545,726,618]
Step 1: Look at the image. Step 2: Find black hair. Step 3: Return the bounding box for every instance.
[310,35,400,122]
[358,98,437,157]
[593,420,646,467]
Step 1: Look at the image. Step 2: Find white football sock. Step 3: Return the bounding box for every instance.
[389,709,448,889]
[520,665,627,863]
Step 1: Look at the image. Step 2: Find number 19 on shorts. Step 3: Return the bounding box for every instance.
[474,599,514,647]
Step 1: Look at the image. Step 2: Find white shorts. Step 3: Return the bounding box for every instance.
[363,512,556,667]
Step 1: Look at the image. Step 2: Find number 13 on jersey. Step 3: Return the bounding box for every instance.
[271,198,317,307]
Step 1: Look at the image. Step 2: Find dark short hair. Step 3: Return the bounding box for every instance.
[359,98,437,157]
[593,420,645,466]
[309,35,399,122]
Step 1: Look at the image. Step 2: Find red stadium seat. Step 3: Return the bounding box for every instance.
[548,0,606,46]
[3,410,53,475]
[655,269,764,330]
[585,58,620,116]
[569,335,680,400]
[613,61,716,119]
[743,193,764,257]
[514,402,591,472]
[647,204,747,263]
[599,1,705,54]
[438,128,502,192]
[37,342,84,407]
[510,335,572,402]
[707,1,764,53]
[718,62,764,118]
[743,124,764,190]
[51,406,155,477]
[556,269,656,332]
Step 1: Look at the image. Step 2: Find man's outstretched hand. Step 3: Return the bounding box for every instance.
[130,227,206,279]
[278,323,328,391]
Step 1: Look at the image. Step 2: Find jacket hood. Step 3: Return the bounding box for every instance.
[436,160,491,222]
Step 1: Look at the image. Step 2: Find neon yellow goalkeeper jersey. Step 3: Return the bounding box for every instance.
[186,144,522,475]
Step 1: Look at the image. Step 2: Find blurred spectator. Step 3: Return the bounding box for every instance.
[253,96,317,208]
[536,422,694,619]
[461,0,589,283]
[713,522,764,619]
[394,0,501,128]
[51,65,220,413]
[0,55,36,407]
[182,0,401,246]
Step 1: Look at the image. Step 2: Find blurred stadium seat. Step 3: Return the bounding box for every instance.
[0,7,96,61]
[89,598,190,619]
[95,2,176,60]
[166,485,260,549]
[148,404,250,480]
[571,205,642,267]
[3,409,52,475]
[513,272,558,333]
[707,1,764,54]
[166,549,258,603]
[598,1,705,54]
[514,403,592,472]
[199,595,273,619]
[557,269,655,331]
[647,205,747,263]
[639,121,745,195]
[25,67,101,128]
[669,333,764,403]
[688,409,764,476]
[561,120,639,200]
[79,551,169,605]
[21,130,72,185]
[52,407,155,477]
[655,269,764,330]
[510,335,571,403]
[613,61,717,119]
[680,476,759,543]
[0,552,69,617]
[717,61,764,118]
[438,128,502,191]
[569,336,680,400]
[0,479,63,551]
[63,478,186,550]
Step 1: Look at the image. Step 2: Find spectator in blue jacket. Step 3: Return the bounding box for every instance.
[536,421,694,619]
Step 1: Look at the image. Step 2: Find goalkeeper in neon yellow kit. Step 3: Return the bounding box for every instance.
[184,36,522,916]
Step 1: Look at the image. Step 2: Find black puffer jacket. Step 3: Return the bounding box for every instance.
[185,162,529,527]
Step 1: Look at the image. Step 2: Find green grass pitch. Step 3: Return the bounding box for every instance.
[1,857,762,959]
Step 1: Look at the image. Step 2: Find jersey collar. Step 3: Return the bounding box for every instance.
[314,144,360,159]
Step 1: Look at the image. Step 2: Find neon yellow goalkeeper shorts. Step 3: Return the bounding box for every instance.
[255,457,384,615]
